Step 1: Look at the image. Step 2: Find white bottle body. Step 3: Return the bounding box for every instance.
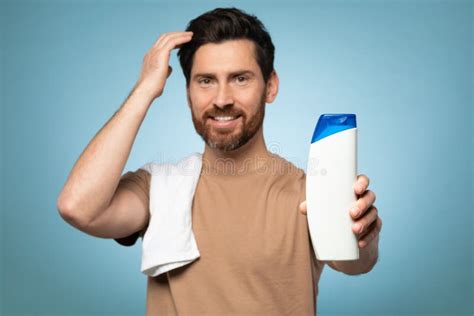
[306,127,359,260]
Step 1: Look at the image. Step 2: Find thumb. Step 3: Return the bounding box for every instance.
[299,200,307,215]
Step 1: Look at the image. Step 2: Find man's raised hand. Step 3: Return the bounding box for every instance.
[136,31,193,100]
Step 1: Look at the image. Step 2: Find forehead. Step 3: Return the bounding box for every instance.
[191,39,260,76]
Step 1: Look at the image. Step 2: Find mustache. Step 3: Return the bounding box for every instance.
[205,108,244,119]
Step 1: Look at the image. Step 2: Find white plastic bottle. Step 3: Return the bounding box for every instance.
[306,113,359,260]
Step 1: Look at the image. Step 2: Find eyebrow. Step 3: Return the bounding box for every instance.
[192,70,256,80]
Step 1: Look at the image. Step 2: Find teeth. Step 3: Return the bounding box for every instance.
[214,116,236,121]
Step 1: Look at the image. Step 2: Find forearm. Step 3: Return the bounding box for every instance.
[57,84,154,226]
[331,235,379,275]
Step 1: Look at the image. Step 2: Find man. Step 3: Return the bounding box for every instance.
[57,7,382,315]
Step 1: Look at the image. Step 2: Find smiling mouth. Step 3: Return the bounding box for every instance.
[206,115,243,130]
[209,115,242,122]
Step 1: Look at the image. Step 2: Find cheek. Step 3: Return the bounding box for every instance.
[189,90,211,114]
[236,88,256,102]
[194,90,212,103]
[235,88,265,114]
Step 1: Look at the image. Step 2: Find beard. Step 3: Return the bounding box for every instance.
[190,90,266,152]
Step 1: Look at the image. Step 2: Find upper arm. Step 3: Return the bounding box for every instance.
[81,169,151,246]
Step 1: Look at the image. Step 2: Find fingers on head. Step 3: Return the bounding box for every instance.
[154,32,180,47]
[155,32,193,50]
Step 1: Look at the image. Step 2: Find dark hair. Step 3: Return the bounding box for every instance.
[178,7,275,86]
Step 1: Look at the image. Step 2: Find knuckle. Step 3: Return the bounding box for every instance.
[369,190,376,202]
[156,49,168,58]
[155,34,165,43]
[364,218,376,235]
[372,205,378,216]
[364,231,371,241]
[374,222,380,233]
[362,224,368,234]
[370,212,378,224]
[362,225,369,235]
[366,225,375,237]
[374,224,380,236]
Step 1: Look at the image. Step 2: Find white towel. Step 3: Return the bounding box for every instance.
[138,152,203,277]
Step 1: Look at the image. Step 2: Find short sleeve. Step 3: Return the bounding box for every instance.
[113,167,151,247]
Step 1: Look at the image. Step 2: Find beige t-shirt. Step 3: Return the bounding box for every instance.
[116,153,326,315]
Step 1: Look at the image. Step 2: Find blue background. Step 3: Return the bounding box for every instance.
[1,0,472,315]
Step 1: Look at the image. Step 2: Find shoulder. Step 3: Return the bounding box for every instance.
[138,152,202,175]
[267,152,306,183]
[266,153,306,199]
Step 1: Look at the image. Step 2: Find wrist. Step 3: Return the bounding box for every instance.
[133,80,161,101]
[120,84,155,118]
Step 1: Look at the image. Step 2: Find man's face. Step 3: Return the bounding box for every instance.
[186,39,271,152]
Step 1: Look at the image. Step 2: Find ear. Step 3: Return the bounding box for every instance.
[265,70,279,104]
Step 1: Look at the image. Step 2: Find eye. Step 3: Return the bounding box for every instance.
[235,75,248,85]
[198,78,212,86]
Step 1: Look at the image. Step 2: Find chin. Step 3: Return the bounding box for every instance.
[205,132,247,152]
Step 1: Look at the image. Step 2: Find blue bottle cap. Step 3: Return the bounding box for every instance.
[311,114,357,143]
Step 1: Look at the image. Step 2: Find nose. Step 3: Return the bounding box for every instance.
[213,83,233,109]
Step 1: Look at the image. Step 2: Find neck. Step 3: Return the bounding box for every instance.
[202,127,273,174]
